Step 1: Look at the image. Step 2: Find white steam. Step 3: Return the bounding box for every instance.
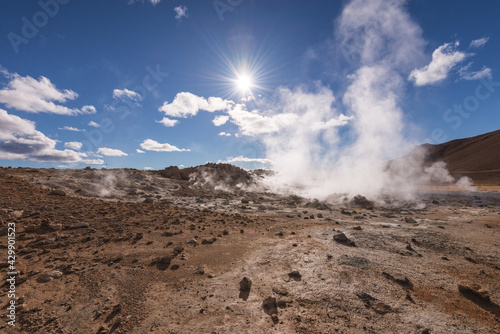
[239,0,474,199]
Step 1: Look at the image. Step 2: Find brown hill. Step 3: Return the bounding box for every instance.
[421,129,500,185]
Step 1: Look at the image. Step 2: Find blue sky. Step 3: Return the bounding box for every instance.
[0,0,499,170]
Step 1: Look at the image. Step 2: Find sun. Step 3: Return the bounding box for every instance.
[236,75,253,92]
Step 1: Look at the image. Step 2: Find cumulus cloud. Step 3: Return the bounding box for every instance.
[136,149,145,153]
[59,126,85,132]
[112,88,142,102]
[83,159,104,165]
[224,156,272,164]
[212,115,230,126]
[218,132,231,136]
[470,37,489,48]
[408,42,467,86]
[159,92,233,118]
[0,72,96,115]
[144,166,153,170]
[88,121,99,128]
[0,108,86,162]
[139,139,190,152]
[156,117,179,127]
[97,147,128,157]
[64,141,83,150]
[458,64,492,80]
[128,0,160,6]
[174,5,188,22]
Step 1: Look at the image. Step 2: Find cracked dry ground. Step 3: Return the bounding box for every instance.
[0,170,500,333]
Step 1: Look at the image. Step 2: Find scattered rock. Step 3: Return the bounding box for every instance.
[239,277,252,291]
[277,300,286,308]
[288,270,302,281]
[36,270,63,283]
[338,255,371,269]
[193,267,205,275]
[382,272,413,289]
[405,217,418,224]
[350,195,374,210]
[187,238,198,246]
[262,297,278,316]
[66,221,89,229]
[457,280,490,302]
[150,255,171,270]
[371,301,392,314]
[334,232,356,246]
[49,189,67,196]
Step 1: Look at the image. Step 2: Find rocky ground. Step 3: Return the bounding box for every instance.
[0,166,499,333]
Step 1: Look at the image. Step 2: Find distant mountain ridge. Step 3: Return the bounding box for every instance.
[420,129,500,185]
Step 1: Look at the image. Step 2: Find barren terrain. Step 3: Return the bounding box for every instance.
[1,165,499,333]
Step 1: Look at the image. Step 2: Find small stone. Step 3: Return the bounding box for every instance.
[288,270,301,280]
[317,213,324,218]
[277,300,286,308]
[222,230,229,236]
[189,224,196,230]
[36,270,63,283]
[66,221,89,229]
[239,277,252,291]
[49,189,67,196]
[271,314,279,323]
[333,232,348,243]
[193,267,205,275]
[187,238,198,246]
[457,280,490,301]
[371,301,392,314]
[404,217,417,224]
[262,297,278,315]
[353,226,362,230]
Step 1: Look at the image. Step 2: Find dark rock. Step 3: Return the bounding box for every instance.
[405,217,418,224]
[288,270,301,281]
[239,277,252,292]
[350,195,374,210]
[458,280,490,301]
[262,297,278,315]
[193,267,205,275]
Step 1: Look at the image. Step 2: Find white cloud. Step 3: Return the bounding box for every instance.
[128,0,161,6]
[218,132,231,136]
[112,88,142,102]
[159,92,233,118]
[470,37,489,48]
[136,149,145,153]
[156,117,179,127]
[458,65,492,80]
[82,159,104,165]
[97,147,128,156]
[81,105,96,114]
[212,115,230,126]
[228,104,299,136]
[0,108,86,162]
[64,141,83,150]
[140,139,190,152]
[224,156,272,164]
[144,166,153,170]
[408,42,467,86]
[59,126,85,132]
[174,5,188,21]
[0,72,95,115]
[88,121,99,128]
